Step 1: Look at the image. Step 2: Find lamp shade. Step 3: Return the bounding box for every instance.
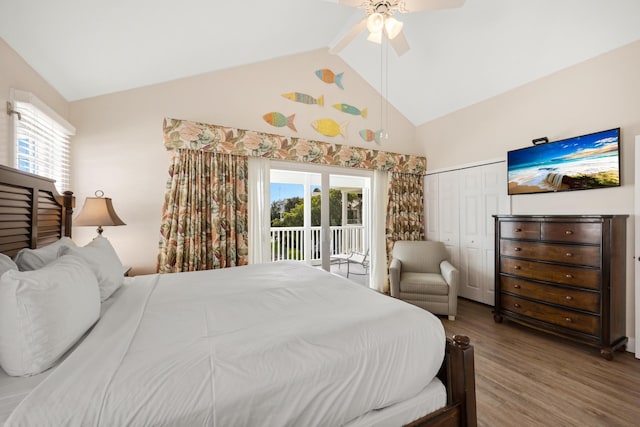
[74,191,125,235]
[384,17,403,40]
[366,13,384,33]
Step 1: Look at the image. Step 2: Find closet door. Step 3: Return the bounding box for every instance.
[459,162,509,304]
[459,167,484,302]
[424,174,439,241]
[481,162,509,305]
[437,171,460,269]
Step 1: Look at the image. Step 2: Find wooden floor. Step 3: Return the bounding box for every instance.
[441,298,640,427]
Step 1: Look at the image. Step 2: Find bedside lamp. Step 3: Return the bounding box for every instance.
[74,190,126,236]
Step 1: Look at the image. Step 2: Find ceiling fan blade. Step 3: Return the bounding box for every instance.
[389,29,409,56]
[403,0,465,13]
[329,17,368,54]
[338,0,366,7]
[323,0,363,6]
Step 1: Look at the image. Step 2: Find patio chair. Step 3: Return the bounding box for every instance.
[331,249,369,278]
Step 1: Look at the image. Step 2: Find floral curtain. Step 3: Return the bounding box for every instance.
[157,149,248,273]
[163,118,426,175]
[385,172,425,263]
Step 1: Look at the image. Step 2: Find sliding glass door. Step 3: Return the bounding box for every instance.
[269,162,371,283]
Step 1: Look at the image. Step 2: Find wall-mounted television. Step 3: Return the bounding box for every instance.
[507,128,621,195]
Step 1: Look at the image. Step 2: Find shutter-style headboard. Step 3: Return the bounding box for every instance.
[0,165,74,257]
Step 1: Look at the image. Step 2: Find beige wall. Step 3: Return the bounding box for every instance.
[69,48,416,274]
[416,40,640,347]
[0,38,70,167]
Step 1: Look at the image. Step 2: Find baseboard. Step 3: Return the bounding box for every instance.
[627,337,636,356]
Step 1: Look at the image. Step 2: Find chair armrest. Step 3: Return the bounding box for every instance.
[440,260,459,296]
[389,258,402,297]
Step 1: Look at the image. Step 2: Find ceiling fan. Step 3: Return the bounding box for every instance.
[328,0,466,56]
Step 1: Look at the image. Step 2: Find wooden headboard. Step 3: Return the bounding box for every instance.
[0,165,74,257]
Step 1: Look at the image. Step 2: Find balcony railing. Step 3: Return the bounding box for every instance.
[270,225,365,262]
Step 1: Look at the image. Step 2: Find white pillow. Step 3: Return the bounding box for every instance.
[59,236,124,302]
[0,255,100,377]
[0,254,18,276]
[13,237,77,271]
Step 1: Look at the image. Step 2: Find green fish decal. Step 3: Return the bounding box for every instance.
[333,103,367,118]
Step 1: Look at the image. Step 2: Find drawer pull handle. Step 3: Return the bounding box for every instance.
[514,266,521,270]
[565,252,573,257]
[514,247,522,252]
[565,317,573,323]
[565,296,573,301]
[565,230,574,235]
[514,303,521,308]
[565,274,573,279]
[514,228,522,232]
[513,284,521,289]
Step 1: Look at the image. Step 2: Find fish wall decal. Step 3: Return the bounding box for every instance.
[359,129,383,144]
[315,69,344,90]
[263,112,297,132]
[333,103,367,118]
[311,118,348,138]
[281,92,324,106]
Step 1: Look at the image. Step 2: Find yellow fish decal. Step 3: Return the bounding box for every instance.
[282,92,324,106]
[311,118,347,138]
[333,103,367,118]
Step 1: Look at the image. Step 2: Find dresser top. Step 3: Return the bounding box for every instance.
[493,214,628,219]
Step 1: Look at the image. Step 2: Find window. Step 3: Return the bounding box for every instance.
[10,89,75,192]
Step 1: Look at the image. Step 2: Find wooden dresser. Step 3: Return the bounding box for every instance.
[493,215,627,359]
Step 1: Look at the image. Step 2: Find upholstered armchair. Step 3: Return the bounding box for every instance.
[389,240,459,320]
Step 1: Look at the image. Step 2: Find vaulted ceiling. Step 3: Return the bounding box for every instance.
[2,0,639,125]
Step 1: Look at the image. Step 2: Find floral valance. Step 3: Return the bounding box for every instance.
[163,118,426,175]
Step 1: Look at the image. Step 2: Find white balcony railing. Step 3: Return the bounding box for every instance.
[270,225,365,263]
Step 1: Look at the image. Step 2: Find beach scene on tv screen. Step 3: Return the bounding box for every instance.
[508,129,620,195]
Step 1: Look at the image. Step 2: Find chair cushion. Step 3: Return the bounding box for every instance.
[392,241,448,274]
[399,272,449,295]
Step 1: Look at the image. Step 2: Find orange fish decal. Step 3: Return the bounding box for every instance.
[315,69,344,89]
[263,112,297,132]
[359,129,383,144]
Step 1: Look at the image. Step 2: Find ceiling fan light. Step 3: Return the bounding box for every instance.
[367,30,383,44]
[366,13,384,33]
[384,17,403,40]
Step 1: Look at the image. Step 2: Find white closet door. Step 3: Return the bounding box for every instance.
[459,167,484,302]
[424,174,440,241]
[480,162,509,305]
[437,171,460,269]
[458,162,509,305]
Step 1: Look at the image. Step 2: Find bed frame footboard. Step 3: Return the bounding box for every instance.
[405,335,477,427]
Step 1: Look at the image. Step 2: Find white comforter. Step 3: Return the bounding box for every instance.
[7,262,445,426]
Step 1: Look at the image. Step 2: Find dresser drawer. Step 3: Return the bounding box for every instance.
[500,294,599,336]
[500,240,600,267]
[500,257,600,290]
[541,222,602,244]
[500,221,540,240]
[500,276,600,313]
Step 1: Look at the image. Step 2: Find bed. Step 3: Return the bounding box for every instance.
[0,164,477,426]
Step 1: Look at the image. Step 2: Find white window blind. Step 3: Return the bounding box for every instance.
[10,89,76,193]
